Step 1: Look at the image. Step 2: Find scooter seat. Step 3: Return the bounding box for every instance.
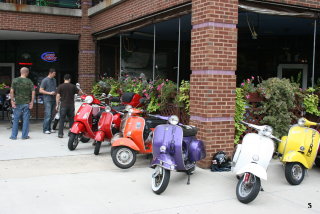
[145,117,168,129]
[112,105,126,112]
[181,125,198,137]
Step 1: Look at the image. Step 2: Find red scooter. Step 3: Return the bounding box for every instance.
[93,106,121,155]
[68,94,104,150]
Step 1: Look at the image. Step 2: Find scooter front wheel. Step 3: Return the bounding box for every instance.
[68,133,80,151]
[285,162,305,185]
[236,173,261,204]
[151,166,170,195]
[111,146,136,169]
[94,141,102,155]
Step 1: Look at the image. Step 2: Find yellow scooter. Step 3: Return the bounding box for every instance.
[278,118,320,185]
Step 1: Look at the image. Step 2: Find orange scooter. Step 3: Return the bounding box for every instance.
[110,107,167,169]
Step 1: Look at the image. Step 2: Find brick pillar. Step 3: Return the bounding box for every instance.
[79,0,96,93]
[190,0,238,168]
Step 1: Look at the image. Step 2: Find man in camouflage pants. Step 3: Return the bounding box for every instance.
[9,67,35,140]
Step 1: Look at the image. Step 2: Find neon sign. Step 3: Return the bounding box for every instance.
[41,52,57,62]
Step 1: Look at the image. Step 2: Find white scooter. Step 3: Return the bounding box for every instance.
[232,121,280,204]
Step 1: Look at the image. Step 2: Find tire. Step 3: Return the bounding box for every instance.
[151,166,171,195]
[236,173,261,204]
[52,119,59,130]
[68,133,80,151]
[94,141,102,155]
[315,158,320,167]
[111,146,136,169]
[285,162,305,185]
[80,136,90,143]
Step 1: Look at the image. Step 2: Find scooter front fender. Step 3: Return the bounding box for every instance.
[95,130,105,142]
[236,163,268,180]
[151,154,176,171]
[281,151,310,169]
[112,137,140,151]
[70,122,85,134]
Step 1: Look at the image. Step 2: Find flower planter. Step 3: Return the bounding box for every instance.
[246,92,264,103]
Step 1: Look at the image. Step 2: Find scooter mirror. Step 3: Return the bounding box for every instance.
[76,83,80,89]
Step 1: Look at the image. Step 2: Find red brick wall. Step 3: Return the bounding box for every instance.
[78,0,96,93]
[190,0,238,168]
[0,11,81,34]
[91,0,190,33]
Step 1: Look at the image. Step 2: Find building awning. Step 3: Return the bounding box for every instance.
[239,0,319,18]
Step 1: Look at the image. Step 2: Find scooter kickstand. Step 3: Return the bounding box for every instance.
[187,173,191,185]
[260,186,264,191]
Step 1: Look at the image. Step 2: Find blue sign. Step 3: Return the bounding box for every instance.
[41,52,57,62]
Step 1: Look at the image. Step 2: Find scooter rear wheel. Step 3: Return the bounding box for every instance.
[236,173,261,204]
[151,166,170,195]
[68,133,79,151]
[94,141,102,155]
[285,162,305,185]
[111,146,136,169]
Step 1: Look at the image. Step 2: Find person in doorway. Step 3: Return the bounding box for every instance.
[39,68,57,134]
[9,67,35,140]
[55,74,81,138]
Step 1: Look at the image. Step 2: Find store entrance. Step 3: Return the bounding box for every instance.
[0,63,14,86]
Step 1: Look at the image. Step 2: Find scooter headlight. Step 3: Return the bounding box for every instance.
[84,96,93,104]
[105,106,111,112]
[125,105,132,111]
[168,115,179,125]
[298,118,306,127]
[160,146,166,153]
[262,125,273,137]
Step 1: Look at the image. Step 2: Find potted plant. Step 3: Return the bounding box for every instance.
[256,78,300,137]
[240,76,263,102]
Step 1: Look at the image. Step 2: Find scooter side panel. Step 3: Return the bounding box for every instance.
[112,137,140,151]
[236,163,268,180]
[283,126,320,168]
[152,124,184,170]
[188,138,206,162]
[233,133,274,174]
[73,104,95,138]
[282,151,310,169]
[151,154,177,171]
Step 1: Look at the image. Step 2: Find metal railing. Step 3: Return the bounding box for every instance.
[0,0,80,9]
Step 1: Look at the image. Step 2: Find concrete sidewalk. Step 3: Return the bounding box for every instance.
[0,121,319,214]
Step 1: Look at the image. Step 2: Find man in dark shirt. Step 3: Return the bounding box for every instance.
[56,74,81,138]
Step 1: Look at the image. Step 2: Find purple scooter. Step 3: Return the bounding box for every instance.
[150,115,206,194]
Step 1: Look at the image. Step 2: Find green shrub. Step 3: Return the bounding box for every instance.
[257,78,299,137]
[234,88,247,144]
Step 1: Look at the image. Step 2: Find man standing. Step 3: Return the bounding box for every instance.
[39,68,57,134]
[10,67,35,140]
[56,74,81,138]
